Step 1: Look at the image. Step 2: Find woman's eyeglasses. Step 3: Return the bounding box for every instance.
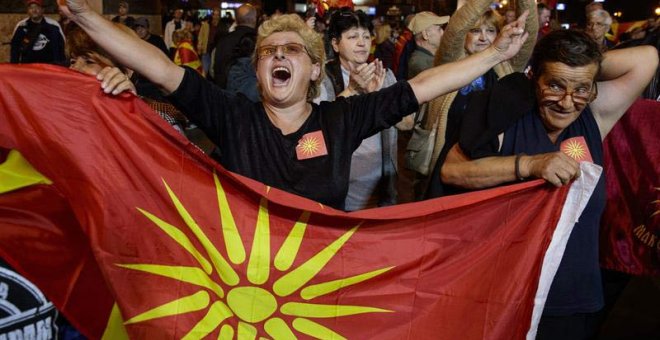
[257,43,309,59]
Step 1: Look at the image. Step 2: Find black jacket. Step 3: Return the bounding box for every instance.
[10,17,65,65]
[212,25,256,88]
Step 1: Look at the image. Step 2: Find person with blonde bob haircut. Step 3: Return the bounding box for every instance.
[251,13,326,101]
[59,0,530,210]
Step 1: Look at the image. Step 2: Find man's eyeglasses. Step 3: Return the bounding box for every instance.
[539,82,598,105]
[257,43,309,59]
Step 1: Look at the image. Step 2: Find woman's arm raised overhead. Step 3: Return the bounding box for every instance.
[60,0,184,93]
[410,11,529,104]
[509,0,539,71]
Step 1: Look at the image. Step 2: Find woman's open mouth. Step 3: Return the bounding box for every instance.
[272,67,291,86]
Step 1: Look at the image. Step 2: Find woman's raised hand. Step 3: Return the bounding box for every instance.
[58,0,91,19]
[492,10,530,62]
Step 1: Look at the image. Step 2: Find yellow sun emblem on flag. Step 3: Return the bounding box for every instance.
[562,140,587,160]
[118,173,394,339]
[297,136,320,156]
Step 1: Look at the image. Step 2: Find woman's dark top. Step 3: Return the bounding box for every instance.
[168,67,418,209]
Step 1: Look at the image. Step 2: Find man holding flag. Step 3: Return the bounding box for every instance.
[437,30,657,339]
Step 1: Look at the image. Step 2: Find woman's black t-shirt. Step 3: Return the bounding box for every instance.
[168,67,419,209]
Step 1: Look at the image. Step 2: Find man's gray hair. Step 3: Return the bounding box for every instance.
[587,9,612,26]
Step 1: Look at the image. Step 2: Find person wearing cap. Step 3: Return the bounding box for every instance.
[111,1,135,28]
[421,0,538,199]
[10,0,66,65]
[407,12,450,79]
[133,16,169,57]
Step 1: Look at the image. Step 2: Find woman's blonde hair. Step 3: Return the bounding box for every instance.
[253,14,326,101]
[172,29,193,46]
[473,9,504,32]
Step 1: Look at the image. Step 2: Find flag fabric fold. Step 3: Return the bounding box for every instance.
[0,64,599,339]
[600,99,660,276]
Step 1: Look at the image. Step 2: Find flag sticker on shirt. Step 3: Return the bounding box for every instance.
[561,136,593,162]
[296,130,328,160]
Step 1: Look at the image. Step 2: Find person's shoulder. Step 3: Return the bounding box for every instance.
[235,25,257,33]
[225,25,256,39]
[43,17,62,28]
[408,49,423,61]
[11,18,29,38]
[228,57,253,71]
[13,18,29,29]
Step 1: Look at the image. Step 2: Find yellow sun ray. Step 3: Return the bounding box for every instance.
[136,208,213,275]
[273,225,360,297]
[218,324,234,340]
[300,266,394,300]
[0,149,52,194]
[563,141,586,160]
[182,301,233,340]
[281,302,391,318]
[298,138,320,156]
[101,303,128,340]
[292,318,346,340]
[247,198,270,285]
[274,211,311,272]
[118,179,397,335]
[264,318,296,339]
[214,173,246,264]
[117,264,224,298]
[237,321,258,340]
[162,179,240,286]
[125,291,210,325]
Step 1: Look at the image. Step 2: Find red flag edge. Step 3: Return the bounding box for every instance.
[526,162,603,338]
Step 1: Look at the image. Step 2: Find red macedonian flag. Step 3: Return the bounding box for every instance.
[0,64,601,339]
[600,99,660,276]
